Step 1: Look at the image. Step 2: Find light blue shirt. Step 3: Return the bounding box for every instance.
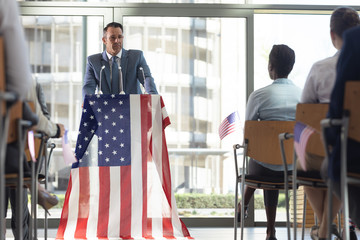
[245,78,302,170]
[246,78,301,121]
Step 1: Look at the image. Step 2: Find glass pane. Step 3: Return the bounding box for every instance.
[250,0,360,5]
[124,17,247,217]
[18,0,245,3]
[254,14,334,91]
[21,15,104,217]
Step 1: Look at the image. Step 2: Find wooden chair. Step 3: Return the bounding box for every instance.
[279,103,330,240]
[321,81,360,240]
[0,37,19,240]
[0,36,38,240]
[234,120,295,240]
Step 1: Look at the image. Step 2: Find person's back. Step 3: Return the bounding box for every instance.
[247,78,301,121]
[239,44,300,240]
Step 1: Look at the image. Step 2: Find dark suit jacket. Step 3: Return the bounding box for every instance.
[327,26,360,181]
[82,49,158,97]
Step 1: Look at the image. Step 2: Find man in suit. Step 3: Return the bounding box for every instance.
[325,25,360,225]
[82,22,158,97]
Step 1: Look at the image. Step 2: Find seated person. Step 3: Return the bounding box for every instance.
[325,25,360,228]
[238,44,301,240]
[300,7,360,240]
[4,79,65,239]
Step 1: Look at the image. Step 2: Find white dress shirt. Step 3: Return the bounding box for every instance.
[301,52,339,103]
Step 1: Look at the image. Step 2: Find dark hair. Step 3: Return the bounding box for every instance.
[103,22,123,36]
[269,44,295,78]
[330,7,360,38]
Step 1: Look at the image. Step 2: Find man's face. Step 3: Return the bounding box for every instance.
[102,26,123,56]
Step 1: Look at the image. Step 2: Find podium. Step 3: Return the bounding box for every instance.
[56,94,192,240]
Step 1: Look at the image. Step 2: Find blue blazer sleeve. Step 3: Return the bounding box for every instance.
[83,54,101,98]
[136,51,158,94]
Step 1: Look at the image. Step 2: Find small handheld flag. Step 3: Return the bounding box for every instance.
[219,111,241,140]
[27,130,36,162]
[294,122,315,171]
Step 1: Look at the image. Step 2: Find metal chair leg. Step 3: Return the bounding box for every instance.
[0,111,11,240]
[44,142,56,240]
[301,194,306,240]
[327,178,333,240]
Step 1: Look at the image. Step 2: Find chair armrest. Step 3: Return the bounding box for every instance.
[279,132,294,174]
[279,132,294,141]
[233,143,246,178]
[320,118,343,128]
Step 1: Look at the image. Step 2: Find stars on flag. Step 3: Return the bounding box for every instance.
[75,95,131,167]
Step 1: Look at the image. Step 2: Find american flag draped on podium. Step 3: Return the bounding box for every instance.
[56,94,192,240]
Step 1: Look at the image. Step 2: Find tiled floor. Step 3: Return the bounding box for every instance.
[5,227,360,239]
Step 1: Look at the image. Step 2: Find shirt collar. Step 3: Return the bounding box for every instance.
[106,49,122,61]
[272,78,292,84]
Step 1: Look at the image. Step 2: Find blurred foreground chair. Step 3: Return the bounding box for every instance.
[3,102,35,240]
[321,81,360,240]
[234,120,295,240]
[0,37,18,240]
[279,103,336,240]
[0,36,39,240]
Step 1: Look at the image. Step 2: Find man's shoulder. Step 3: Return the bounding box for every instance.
[312,54,338,69]
[88,52,103,61]
[126,49,143,57]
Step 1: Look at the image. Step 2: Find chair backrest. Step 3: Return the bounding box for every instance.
[0,37,5,114]
[7,101,22,143]
[295,103,329,157]
[344,81,360,142]
[244,120,295,166]
[0,36,23,144]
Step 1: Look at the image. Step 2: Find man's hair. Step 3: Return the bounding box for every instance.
[269,44,295,78]
[331,7,360,38]
[103,22,123,36]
